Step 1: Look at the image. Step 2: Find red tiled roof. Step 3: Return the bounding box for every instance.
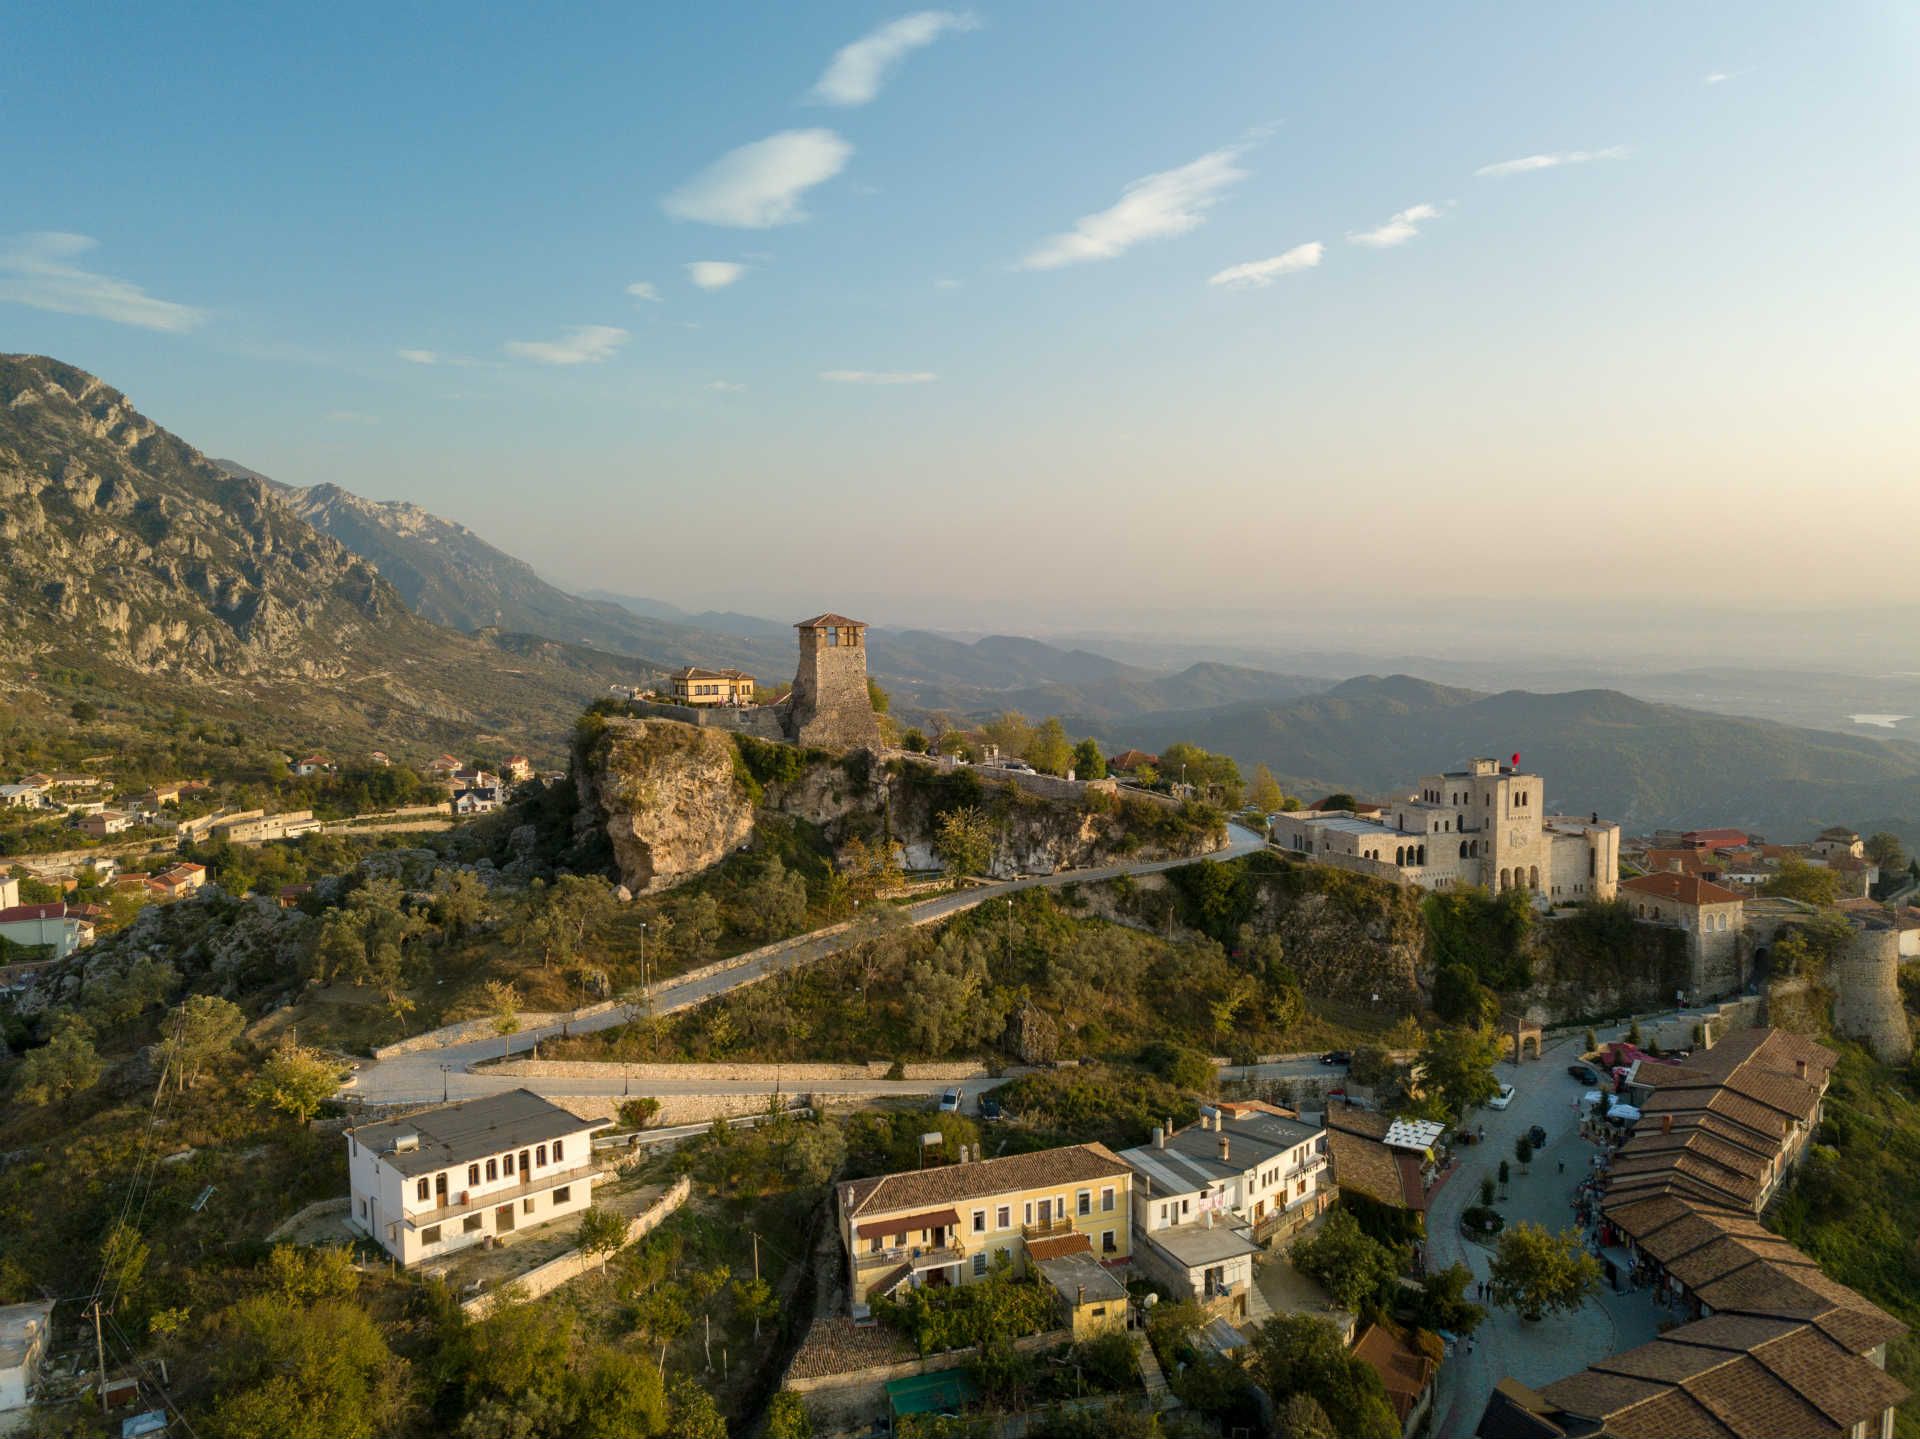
[1025,1232,1092,1262]
[793,612,866,629]
[1681,829,1749,849]
[0,903,99,923]
[1620,872,1745,906]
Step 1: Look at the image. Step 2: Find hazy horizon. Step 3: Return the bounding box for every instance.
[7,4,1920,649]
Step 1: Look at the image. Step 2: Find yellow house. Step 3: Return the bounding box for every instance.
[837,1143,1134,1321]
[667,667,756,706]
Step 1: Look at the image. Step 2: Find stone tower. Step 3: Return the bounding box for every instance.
[786,612,880,750]
[1832,923,1912,1063]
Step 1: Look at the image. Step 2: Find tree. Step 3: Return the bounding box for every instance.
[576,1205,629,1279]
[486,980,522,1060]
[934,805,996,878]
[866,677,891,715]
[1763,856,1843,906]
[1249,763,1288,814]
[249,1042,342,1126]
[745,855,810,939]
[618,1096,661,1130]
[1488,1222,1601,1321]
[765,1391,814,1439]
[1409,1262,1486,1336]
[15,1015,103,1106]
[1479,1175,1496,1207]
[1433,963,1498,1026]
[1770,910,1855,980]
[665,1377,727,1439]
[158,994,245,1092]
[573,1345,668,1439]
[1070,738,1105,780]
[70,699,100,722]
[1290,1208,1403,1313]
[1415,1024,1503,1118]
[1024,718,1074,777]
[205,1293,408,1439]
[433,869,490,940]
[1277,1393,1338,1439]
[732,1274,779,1338]
[1866,832,1906,871]
[900,727,928,753]
[1514,1135,1534,1171]
[1321,792,1359,813]
[980,712,1034,760]
[1248,1314,1398,1439]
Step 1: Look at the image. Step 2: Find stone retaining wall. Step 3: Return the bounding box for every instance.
[462,1175,691,1317]
[488,1058,990,1083]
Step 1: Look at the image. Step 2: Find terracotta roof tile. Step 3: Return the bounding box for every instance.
[1620,872,1746,906]
[840,1143,1128,1219]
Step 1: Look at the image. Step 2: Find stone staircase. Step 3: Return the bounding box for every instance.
[1244,1276,1275,1325]
[1134,1332,1176,1410]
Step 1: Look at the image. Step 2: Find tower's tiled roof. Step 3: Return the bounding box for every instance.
[793,612,866,629]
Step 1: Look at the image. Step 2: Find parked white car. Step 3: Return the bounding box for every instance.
[1487,1083,1516,1110]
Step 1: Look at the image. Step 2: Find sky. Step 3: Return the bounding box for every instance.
[4,3,1919,638]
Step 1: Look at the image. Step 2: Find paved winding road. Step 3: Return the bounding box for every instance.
[342,822,1267,1108]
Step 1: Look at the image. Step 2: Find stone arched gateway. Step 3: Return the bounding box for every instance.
[1506,1017,1544,1063]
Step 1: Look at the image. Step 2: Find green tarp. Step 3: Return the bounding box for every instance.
[886,1369,981,1417]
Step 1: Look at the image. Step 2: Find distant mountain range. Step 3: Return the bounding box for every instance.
[1105,674,1920,840]
[10,352,1920,840]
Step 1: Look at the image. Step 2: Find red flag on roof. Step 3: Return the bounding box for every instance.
[1511,753,1520,767]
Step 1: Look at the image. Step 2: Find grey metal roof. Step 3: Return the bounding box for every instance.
[347,1089,591,1176]
[1119,1112,1322,1196]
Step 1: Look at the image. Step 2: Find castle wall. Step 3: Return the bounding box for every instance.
[628,697,786,741]
[1832,926,1912,1063]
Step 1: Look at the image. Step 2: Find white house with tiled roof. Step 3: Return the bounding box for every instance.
[345,1089,598,1266]
[836,1142,1133,1312]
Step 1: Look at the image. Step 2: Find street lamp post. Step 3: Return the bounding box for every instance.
[439,1063,450,1103]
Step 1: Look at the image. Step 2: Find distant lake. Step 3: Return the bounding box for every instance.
[1849,713,1910,728]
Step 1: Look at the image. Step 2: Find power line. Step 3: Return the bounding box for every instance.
[103,1309,203,1439]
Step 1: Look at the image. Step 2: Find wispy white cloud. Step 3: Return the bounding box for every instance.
[811,11,978,106]
[663,129,852,228]
[707,380,747,393]
[1704,71,1730,85]
[686,261,746,290]
[1208,241,1323,290]
[397,348,439,365]
[0,231,205,332]
[1474,146,1627,179]
[1346,203,1441,248]
[933,277,961,289]
[1020,147,1249,270]
[626,282,662,302]
[503,325,628,365]
[820,369,937,384]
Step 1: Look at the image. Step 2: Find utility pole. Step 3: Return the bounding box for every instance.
[90,1301,108,1412]
[639,921,648,992]
[1005,898,1013,966]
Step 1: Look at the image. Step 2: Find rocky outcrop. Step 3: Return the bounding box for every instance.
[577,718,756,893]
[577,718,1225,893]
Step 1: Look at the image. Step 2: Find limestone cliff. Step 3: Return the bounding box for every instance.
[575,718,756,893]
[575,719,1226,893]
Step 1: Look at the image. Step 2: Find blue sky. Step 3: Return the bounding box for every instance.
[5,4,1918,632]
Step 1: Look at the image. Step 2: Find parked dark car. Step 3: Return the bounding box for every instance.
[1320,1051,1352,1066]
[1567,1063,1599,1084]
[979,1096,1003,1122]
[1527,1124,1548,1148]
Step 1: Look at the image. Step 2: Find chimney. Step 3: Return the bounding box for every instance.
[1152,1126,1166,1149]
[1218,1134,1231,1163]
[1077,1285,1085,1307]
[1662,1114,1672,1134]
[1795,1059,1807,1080]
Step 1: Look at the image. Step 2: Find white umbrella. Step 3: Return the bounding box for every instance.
[1606,1103,1641,1123]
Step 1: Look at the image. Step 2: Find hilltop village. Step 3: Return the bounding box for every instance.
[1,613,1915,1439]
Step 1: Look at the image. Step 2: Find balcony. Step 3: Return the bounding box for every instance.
[1022,1217,1077,1242]
[856,1238,967,1272]
[402,1162,595,1229]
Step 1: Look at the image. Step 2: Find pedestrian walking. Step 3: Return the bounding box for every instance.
[1558,1159,1565,1174]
